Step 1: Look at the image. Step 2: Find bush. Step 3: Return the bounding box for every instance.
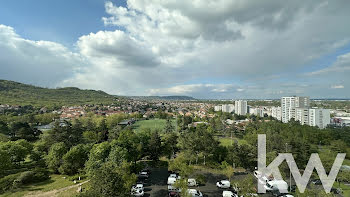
[13,168,50,188]
[194,174,206,186]
[68,174,87,181]
[0,173,20,194]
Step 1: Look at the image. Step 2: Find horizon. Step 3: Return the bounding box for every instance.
[1,0,350,99]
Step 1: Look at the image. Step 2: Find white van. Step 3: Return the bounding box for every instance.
[188,178,197,187]
[264,180,288,193]
[167,174,181,185]
[187,189,203,197]
[222,191,238,197]
[216,180,230,189]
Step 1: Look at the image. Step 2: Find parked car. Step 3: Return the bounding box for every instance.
[168,174,181,185]
[131,188,144,197]
[131,183,144,192]
[253,170,262,179]
[264,180,288,193]
[168,185,181,192]
[222,191,238,197]
[331,187,342,194]
[188,178,198,187]
[168,191,180,197]
[216,180,231,189]
[138,171,149,179]
[311,179,322,185]
[187,189,203,197]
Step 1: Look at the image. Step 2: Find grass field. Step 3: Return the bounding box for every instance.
[218,137,248,147]
[132,119,176,132]
[0,174,81,197]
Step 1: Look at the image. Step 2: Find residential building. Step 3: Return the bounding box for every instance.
[271,106,282,121]
[214,105,222,112]
[295,108,309,125]
[235,100,248,115]
[309,108,330,129]
[281,96,310,123]
[222,104,235,113]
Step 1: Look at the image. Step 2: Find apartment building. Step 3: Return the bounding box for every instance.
[235,100,248,115]
[309,108,330,129]
[271,106,282,121]
[281,96,310,123]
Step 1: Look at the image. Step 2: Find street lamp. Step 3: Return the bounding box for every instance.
[285,143,292,192]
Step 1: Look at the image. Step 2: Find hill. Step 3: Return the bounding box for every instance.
[0,80,116,107]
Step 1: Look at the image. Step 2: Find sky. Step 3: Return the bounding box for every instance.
[0,0,350,99]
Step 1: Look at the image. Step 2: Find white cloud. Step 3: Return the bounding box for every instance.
[0,24,84,87]
[331,85,344,89]
[1,0,350,98]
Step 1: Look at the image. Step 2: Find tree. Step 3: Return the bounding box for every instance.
[148,131,162,161]
[164,118,174,133]
[82,161,136,197]
[0,140,32,164]
[8,122,41,141]
[82,131,99,144]
[59,144,90,175]
[0,149,12,174]
[0,121,8,135]
[85,141,111,175]
[46,142,68,173]
[162,132,178,159]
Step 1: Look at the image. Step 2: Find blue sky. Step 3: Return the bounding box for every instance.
[0,0,349,99]
[0,0,125,46]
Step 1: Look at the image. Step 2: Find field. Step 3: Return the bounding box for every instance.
[218,137,248,146]
[132,119,176,132]
[0,175,88,197]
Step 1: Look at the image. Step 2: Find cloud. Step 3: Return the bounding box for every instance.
[1,0,350,98]
[77,30,160,67]
[331,85,344,89]
[0,24,84,87]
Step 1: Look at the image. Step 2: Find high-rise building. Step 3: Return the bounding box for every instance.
[214,105,222,112]
[309,108,330,129]
[281,96,310,123]
[271,106,282,121]
[222,104,234,113]
[295,108,309,125]
[235,100,248,115]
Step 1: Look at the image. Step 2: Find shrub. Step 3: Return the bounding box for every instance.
[194,174,206,186]
[68,174,87,181]
[13,168,50,188]
[0,173,20,194]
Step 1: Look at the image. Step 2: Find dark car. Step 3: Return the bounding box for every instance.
[311,179,322,185]
[169,191,180,197]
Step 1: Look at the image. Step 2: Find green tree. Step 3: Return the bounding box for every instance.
[46,142,68,173]
[85,141,111,175]
[59,144,90,175]
[83,161,136,197]
[148,131,162,161]
[164,118,174,133]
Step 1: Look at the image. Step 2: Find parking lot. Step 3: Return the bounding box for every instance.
[140,166,269,197]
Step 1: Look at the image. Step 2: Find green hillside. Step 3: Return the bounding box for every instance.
[0,80,116,107]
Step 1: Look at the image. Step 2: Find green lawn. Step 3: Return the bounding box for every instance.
[0,174,77,197]
[218,137,248,147]
[132,119,176,132]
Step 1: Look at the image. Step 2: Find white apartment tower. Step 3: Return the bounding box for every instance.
[235,100,248,115]
[271,106,282,121]
[295,108,309,125]
[281,96,310,123]
[309,108,330,129]
[222,104,235,113]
